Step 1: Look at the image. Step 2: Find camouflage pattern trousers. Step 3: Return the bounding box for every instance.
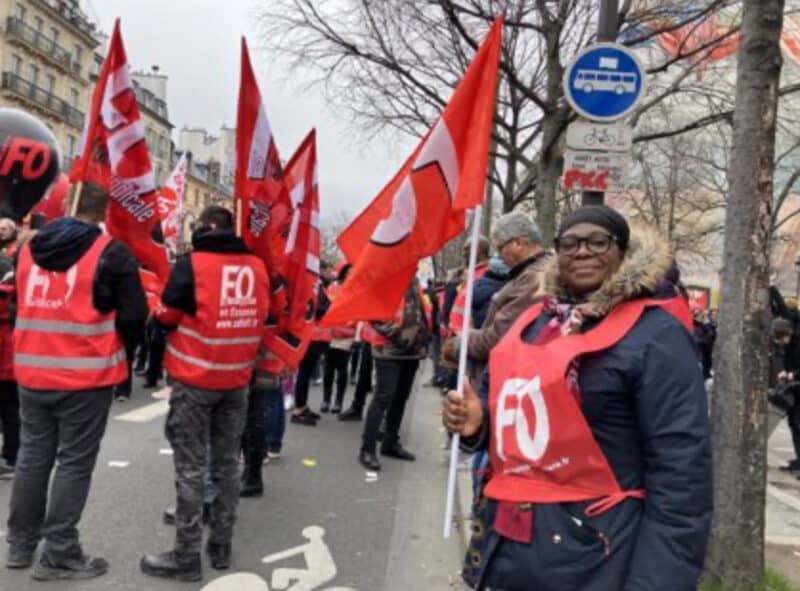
[165,380,248,555]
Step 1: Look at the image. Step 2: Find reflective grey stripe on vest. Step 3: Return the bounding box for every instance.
[177,326,262,346]
[167,345,255,371]
[15,348,127,370]
[15,318,116,336]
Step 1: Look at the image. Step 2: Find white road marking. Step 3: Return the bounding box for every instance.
[198,572,269,590]
[108,461,129,468]
[113,399,169,423]
[261,526,354,591]
[159,448,173,456]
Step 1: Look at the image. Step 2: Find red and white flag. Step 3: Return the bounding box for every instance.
[70,19,169,281]
[234,38,292,276]
[322,18,503,326]
[262,129,321,368]
[157,152,187,258]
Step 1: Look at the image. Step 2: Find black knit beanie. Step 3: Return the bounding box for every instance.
[557,206,630,251]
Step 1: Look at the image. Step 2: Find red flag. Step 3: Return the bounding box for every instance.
[157,152,187,258]
[70,20,169,281]
[323,17,503,326]
[262,129,321,368]
[234,38,292,275]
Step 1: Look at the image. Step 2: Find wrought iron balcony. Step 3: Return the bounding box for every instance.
[1,71,84,129]
[5,17,74,72]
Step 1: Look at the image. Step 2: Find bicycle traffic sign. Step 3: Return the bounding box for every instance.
[563,43,647,122]
[565,121,633,153]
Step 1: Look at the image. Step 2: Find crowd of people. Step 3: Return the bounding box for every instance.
[0,110,794,591]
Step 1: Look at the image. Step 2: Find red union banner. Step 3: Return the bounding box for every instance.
[70,20,169,282]
[157,153,187,258]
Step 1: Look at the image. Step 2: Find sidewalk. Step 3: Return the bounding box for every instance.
[767,420,800,585]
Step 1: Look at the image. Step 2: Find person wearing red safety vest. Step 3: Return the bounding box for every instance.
[8,191,148,580]
[322,264,356,414]
[141,206,268,582]
[291,278,332,426]
[444,206,711,591]
[448,237,490,336]
[358,277,431,472]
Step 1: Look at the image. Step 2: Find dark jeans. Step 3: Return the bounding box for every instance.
[7,386,113,561]
[0,380,20,465]
[165,381,248,555]
[361,358,420,454]
[789,403,800,461]
[146,323,166,385]
[295,341,329,409]
[323,347,350,406]
[264,383,286,453]
[242,382,267,464]
[350,344,373,413]
[350,344,361,379]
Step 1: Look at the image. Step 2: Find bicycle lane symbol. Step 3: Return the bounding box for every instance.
[198,526,356,591]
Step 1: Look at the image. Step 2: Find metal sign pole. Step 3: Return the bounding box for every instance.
[582,0,619,207]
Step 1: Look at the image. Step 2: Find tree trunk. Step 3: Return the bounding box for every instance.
[706,2,785,588]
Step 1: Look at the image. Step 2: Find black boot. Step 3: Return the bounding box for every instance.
[140,551,202,582]
[205,541,232,570]
[338,407,362,422]
[32,554,109,581]
[240,457,264,497]
[359,449,381,471]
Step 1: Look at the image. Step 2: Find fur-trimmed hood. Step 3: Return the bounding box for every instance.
[538,224,674,318]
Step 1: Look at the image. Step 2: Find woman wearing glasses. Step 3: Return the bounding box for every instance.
[444,206,712,591]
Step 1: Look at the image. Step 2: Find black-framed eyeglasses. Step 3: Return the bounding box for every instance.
[495,236,518,253]
[555,232,617,255]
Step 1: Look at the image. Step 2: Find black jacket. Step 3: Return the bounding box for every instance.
[462,227,711,591]
[25,217,147,355]
[158,228,251,325]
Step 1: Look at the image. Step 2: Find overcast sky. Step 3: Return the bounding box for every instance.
[90,0,413,220]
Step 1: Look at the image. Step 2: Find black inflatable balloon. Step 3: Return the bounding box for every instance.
[0,108,60,222]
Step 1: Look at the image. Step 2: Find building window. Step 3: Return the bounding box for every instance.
[50,27,59,45]
[45,74,55,94]
[28,64,39,87]
[194,189,200,206]
[34,16,43,33]
[70,87,79,106]
[67,134,76,156]
[10,54,22,76]
[14,4,26,21]
[74,44,82,66]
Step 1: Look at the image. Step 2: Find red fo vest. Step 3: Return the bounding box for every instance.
[486,297,691,517]
[14,235,128,391]
[165,252,269,390]
[448,263,488,335]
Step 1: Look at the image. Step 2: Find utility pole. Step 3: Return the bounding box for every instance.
[582,0,619,206]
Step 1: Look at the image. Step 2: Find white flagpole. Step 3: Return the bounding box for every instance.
[444,205,483,539]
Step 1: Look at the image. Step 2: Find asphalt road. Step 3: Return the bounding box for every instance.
[0,366,464,591]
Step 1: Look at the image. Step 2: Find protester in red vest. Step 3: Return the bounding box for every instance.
[323,263,356,414]
[141,206,268,582]
[8,188,147,581]
[444,206,711,591]
[447,237,490,336]
[291,279,332,426]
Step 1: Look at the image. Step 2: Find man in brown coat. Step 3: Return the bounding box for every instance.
[444,211,548,378]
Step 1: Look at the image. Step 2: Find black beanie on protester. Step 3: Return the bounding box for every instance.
[557,206,631,251]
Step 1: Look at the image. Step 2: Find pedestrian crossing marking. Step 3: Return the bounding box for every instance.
[113,399,169,423]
